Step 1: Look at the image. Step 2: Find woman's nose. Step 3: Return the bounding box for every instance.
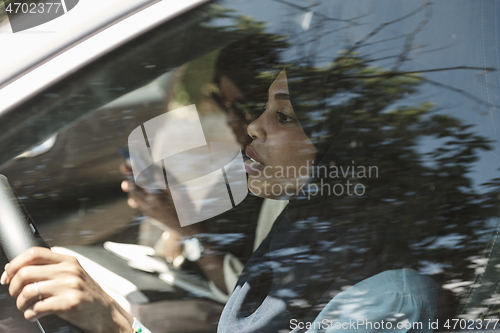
[247,114,266,140]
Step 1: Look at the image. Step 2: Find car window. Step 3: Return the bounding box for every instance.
[0,0,499,332]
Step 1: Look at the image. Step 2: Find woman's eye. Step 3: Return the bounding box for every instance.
[277,111,293,123]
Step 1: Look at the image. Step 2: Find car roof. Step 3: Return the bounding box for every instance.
[0,0,207,111]
[0,0,157,89]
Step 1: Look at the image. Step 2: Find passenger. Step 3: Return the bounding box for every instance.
[120,35,285,299]
[118,68,264,297]
[0,67,447,333]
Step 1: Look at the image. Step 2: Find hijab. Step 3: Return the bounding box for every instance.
[217,60,457,332]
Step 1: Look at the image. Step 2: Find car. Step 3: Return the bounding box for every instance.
[0,1,499,332]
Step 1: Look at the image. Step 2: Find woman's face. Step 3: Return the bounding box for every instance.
[244,69,317,199]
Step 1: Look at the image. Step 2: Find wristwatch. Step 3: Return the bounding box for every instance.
[182,237,205,262]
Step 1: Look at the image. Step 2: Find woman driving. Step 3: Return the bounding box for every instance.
[0,63,449,333]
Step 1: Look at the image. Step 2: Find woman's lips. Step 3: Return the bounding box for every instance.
[245,146,263,163]
[244,146,264,174]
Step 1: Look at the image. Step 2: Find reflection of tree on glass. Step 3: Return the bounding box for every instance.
[218,66,450,331]
[1,1,499,332]
[218,47,497,329]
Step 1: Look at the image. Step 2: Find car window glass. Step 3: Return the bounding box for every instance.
[0,0,499,331]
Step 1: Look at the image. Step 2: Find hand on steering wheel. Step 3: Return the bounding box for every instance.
[1,247,134,333]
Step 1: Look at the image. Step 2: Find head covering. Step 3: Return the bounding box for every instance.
[218,53,465,333]
[216,12,493,328]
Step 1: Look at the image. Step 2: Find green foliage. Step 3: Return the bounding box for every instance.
[206,7,498,314]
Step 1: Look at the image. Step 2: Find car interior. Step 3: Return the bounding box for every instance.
[0,1,499,332]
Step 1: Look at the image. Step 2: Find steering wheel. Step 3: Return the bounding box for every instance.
[0,175,83,333]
